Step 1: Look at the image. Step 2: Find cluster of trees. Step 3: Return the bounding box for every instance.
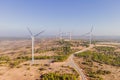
[95,46,115,54]
[75,50,120,66]
[57,40,72,54]
[57,40,72,46]
[83,65,110,80]
[80,41,89,47]
[85,68,111,80]
[96,70,111,75]
[40,73,77,80]
[17,55,69,62]
[53,55,69,62]
[51,40,74,62]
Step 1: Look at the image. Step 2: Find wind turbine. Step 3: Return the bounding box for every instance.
[68,32,72,41]
[80,26,93,46]
[58,29,62,40]
[89,26,93,46]
[66,32,72,41]
[27,27,44,64]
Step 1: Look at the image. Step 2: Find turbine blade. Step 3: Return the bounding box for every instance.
[80,32,90,37]
[27,27,33,36]
[34,30,45,37]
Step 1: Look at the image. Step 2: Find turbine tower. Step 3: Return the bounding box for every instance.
[89,26,93,46]
[59,29,62,40]
[69,32,72,41]
[66,32,72,41]
[27,27,44,64]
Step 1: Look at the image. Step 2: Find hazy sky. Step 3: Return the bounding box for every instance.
[0,0,120,37]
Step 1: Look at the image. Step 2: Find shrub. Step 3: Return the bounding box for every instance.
[53,55,68,62]
[96,70,111,75]
[0,56,10,62]
[9,60,21,68]
[40,73,78,80]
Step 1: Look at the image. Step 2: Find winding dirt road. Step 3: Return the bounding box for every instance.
[67,45,94,80]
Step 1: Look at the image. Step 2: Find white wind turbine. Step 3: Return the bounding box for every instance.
[68,32,72,41]
[89,26,93,46]
[27,27,44,64]
[80,26,93,46]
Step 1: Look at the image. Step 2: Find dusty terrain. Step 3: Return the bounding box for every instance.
[0,39,120,80]
[0,39,83,80]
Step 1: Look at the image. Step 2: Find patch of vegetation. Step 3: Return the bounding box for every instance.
[9,60,23,68]
[35,49,49,53]
[32,64,40,66]
[96,70,111,75]
[27,67,30,70]
[74,46,116,80]
[38,68,46,71]
[16,40,75,62]
[40,73,78,80]
[17,55,52,61]
[16,56,31,60]
[57,40,72,46]
[53,48,75,62]
[84,67,104,80]
[17,55,69,62]
[84,67,110,80]
[75,50,120,66]
[53,55,69,62]
[95,46,115,54]
[56,40,72,53]
[34,56,51,60]
[82,60,93,67]
[16,65,22,68]
[0,56,10,62]
[80,41,89,47]
[52,40,75,62]
[0,56,11,66]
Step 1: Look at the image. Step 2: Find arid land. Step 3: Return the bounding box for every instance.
[0,39,120,80]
